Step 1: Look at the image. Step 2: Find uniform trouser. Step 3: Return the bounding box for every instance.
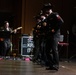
[45,35,59,68]
[33,39,40,61]
[40,37,47,64]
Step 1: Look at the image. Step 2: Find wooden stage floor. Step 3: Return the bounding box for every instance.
[0,58,76,75]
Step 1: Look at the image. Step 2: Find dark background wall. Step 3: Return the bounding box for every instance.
[0,0,76,57]
[0,0,22,51]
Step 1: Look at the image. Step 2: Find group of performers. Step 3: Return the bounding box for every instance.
[32,3,64,71]
[0,2,64,71]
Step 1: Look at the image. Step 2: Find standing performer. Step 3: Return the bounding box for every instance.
[42,3,64,70]
[32,15,42,63]
[0,21,17,57]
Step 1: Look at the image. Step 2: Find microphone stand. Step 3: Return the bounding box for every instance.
[66,30,69,62]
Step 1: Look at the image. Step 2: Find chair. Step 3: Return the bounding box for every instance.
[58,35,69,61]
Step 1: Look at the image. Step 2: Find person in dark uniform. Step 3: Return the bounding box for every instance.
[0,21,17,57]
[38,13,47,65]
[32,15,42,63]
[42,3,64,70]
[33,13,48,65]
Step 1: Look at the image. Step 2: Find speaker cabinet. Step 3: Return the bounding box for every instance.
[21,35,34,56]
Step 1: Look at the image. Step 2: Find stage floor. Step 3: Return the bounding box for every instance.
[0,58,76,75]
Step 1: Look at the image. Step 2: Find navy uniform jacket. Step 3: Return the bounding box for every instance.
[46,12,64,37]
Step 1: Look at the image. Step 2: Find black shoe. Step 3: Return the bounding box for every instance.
[46,67,58,71]
[52,67,58,71]
[46,67,51,70]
